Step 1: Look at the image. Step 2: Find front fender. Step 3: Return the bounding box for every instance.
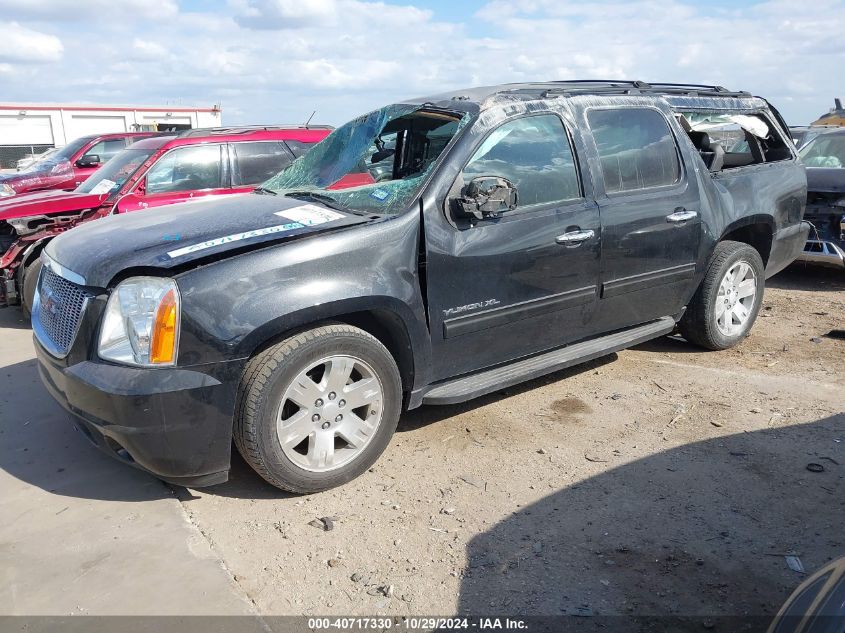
[174,212,432,389]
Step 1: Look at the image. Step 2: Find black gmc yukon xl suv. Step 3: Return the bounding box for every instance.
[33,81,810,493]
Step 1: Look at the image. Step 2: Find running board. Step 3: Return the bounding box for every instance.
[422,316,676,406]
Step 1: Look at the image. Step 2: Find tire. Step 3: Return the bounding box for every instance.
[21,258,43,317]
[234,324,402,493]
[679,240,765,350]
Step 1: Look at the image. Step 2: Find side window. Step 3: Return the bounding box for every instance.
[588,108,681,193]
[284,140,317,158]
[461,114,581,207]
[145,145,222,194]
[679,111,793,170]
[83,139,126,163]
[232,141,294,186]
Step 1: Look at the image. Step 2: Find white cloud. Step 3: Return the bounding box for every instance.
[230,0,340,29]
[0,0,842,127]
[0,0,178,20]
[0,21,62,64]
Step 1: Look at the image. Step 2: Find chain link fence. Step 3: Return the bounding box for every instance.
[0,145,54,170]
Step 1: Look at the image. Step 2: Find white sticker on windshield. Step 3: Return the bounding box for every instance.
[88,179,116,195]
[166,222,304,259]
[274,204,345,226]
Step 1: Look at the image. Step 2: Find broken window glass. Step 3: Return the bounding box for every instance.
[263,105,468,215]
[679,111,791,169]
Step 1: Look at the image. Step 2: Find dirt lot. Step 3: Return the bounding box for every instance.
[174,264,844,617]
[1,264,843,621]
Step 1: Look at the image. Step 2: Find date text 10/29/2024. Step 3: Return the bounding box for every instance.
[308,618,528,631]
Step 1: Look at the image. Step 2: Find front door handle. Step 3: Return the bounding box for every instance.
[666,209,698,223]
[555,229,595,245]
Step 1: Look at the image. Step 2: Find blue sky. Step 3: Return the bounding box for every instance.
[0,0,842,127]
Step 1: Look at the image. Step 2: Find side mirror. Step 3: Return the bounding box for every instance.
[76,155,100,168]
[456,176,518,221]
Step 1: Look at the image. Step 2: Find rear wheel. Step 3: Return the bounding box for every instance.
[234,324,402,493]
[679,240,764,350]
[21,258,43,317]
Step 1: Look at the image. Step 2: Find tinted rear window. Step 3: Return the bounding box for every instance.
[588,108,681,193]
[233,141,294,186]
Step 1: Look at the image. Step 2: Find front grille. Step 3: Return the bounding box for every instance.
[36,265,93,355]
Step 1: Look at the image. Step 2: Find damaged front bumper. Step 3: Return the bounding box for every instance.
[34,339,245,487]
[797,239,845,269]
[1,269,16,306]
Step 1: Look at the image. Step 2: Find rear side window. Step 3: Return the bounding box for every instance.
[232,141,294,186]
[461,114,581,207]
[588,108,681,193]
[145,144,222,193]
[285,140,317,158]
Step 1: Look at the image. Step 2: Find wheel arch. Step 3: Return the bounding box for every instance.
[235,297,430,400]
[718,215,775,265]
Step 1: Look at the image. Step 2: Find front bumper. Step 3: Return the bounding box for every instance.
[35,339,244,487]
[765,221,812,278]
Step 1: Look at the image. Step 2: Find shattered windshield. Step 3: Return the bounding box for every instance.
[799,134,845,168]
[76,147,156,195]
[263,105,468,214]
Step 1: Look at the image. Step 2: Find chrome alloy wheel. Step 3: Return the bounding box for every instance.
[715,261,757,337]
[276,355,384,472]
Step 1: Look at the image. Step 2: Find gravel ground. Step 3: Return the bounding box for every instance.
[171,264,844,618]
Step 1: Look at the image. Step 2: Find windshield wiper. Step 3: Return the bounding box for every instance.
[282,190,362,214]
[253,186,277,196]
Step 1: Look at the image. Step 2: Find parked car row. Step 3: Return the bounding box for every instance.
[26,80,810,493]
[794,127,845,269]
[0,125,332,309]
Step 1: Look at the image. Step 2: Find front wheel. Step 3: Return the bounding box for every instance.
[234,324,402,493]
[21,258,43,317]
[679,240,765,350]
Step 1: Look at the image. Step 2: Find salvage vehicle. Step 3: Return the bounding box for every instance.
[33,80,809,493]
[795,127,845,270]
[0,125,332,310]
[0,132,157,198]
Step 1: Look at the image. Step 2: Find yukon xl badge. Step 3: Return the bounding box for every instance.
[443,299,500,317]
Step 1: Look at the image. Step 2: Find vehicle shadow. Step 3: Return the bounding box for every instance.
[456,414,845,627]
[768,262,845,292]
[0,306,31,330]
[0,358,173,502]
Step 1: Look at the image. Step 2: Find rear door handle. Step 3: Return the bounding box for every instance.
[666,209,698,223]
[555,229,595,245]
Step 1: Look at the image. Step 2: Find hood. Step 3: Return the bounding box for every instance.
[46,193,373,288]
[0,189,108,222]
[806,168,845,195]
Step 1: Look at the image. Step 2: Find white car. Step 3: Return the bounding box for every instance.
[15,147,60,171]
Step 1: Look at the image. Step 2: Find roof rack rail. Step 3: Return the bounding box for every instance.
[177,124,334,137]
[513,80,751,99]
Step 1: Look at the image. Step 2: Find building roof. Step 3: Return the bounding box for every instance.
[0,103,220,113]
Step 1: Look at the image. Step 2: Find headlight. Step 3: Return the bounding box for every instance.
[98,277,180,367]
[0,184,16,197]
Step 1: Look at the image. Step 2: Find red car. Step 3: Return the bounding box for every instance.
[0,132,158,197]
[0,125,332,310]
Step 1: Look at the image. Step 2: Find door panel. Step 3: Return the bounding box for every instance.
[116,143,230,213]
[424,112,601,380]
[585,107,702,332]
